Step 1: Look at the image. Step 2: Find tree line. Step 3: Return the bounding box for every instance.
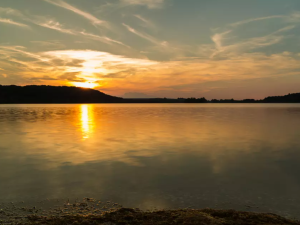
[0,85,300,104]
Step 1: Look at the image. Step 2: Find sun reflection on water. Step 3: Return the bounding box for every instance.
[80,104,95,139]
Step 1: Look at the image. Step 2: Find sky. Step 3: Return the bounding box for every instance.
[0,0,300,99]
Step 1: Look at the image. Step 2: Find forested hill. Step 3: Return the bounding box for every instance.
[0,85,123,103]
[262,93,300,103]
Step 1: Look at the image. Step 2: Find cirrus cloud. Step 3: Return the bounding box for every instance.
[0,18,30,28]
[121,0,166,9]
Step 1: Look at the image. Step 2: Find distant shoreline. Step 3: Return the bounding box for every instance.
[1,85,300,104]
[1,102,300,104]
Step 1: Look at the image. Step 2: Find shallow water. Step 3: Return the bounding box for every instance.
[0,103,300,218]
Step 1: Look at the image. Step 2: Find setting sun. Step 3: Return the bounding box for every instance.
[72,82,98,89]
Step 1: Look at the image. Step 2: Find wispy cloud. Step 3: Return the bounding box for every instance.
[210,29,288,58]
[230,15,285,27]
[211,30,231,52]
[34,19,74,34]
[134,14,156,30]
[209,12,298,58]
[286,11,300,23]
[121,0,166,9]
[29,16,128,47]
[0,18,30,28]
[0,7,24,17]
[79,31,130,48]
[44,0,107,27]
[0,46,50,62]
[30,40,65,49]
[0,5,126,47]
[123,23,194,59]
[95,2,128,17]
[230,12,300,27]
[123,23,161,45]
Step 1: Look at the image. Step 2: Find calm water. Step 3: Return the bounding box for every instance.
[1,104,300,217]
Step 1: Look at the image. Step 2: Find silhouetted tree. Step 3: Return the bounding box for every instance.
[0,85,122,104]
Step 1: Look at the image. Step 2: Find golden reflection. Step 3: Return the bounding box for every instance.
[80,104,95,139]
[13,104,300,168]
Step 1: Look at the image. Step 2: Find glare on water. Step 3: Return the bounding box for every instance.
[80,104,95,140]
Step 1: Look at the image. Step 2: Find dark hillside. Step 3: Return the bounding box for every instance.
[0,85,123,103]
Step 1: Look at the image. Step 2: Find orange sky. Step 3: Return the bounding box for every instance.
[0,0,300,99]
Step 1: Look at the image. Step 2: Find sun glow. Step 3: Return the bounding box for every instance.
[72,82,98,89]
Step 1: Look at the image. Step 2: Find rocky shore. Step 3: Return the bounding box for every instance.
[0,199,299,225]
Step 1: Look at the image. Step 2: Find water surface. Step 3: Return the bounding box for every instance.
[1,104,300,218]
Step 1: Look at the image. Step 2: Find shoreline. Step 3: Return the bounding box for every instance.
[1,199,299,225]
[3,208,300,225]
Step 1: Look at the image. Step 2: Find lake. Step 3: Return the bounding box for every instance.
[0,103,300,218]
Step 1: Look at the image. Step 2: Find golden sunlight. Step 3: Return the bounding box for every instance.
[72,82,98,89]
[80,104,95,139]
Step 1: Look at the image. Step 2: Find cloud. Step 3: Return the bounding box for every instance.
[30,17,128,47]
[0,46,50,62]
[30,40,65,49]
[0,7,24,17]
[0,6,128,52]
[97,69,137,79]
[122,23,190,58]
[0,5,126,47]
[134,14,156,30]
[210,30,285,58]
[211,30,231,51]
[0,47,159,86]
[288,11,300,23]
[44,0,107,27]
[2,74,7,78]
[210,18,296,58]
[50,58,84,67]
[123,23,161,45]
[47,50,300,97]
[34,19,75,34]
[43,50,157,68]
[0,18,30,28]
[207,11,300,58]
[230,15,285,27]
[230,12,300,27]
[121,0,166,9]
[29,75,58,81]
[79,31,130,48]
[59,72,86,82]
[1,45,300,99]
